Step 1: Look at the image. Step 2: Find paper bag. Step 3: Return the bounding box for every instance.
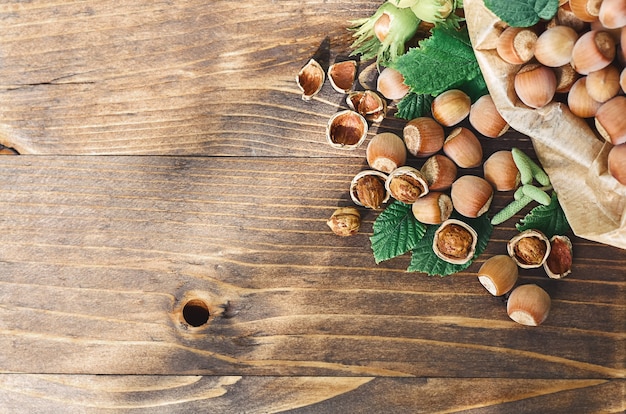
[464,0,626,250]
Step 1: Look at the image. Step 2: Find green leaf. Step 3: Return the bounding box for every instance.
[395,92,434,120]
[516,192,570,238]
[484,0,559,28]
[394,25,484,96]
[408,212,493,276]
[370,201,427,263]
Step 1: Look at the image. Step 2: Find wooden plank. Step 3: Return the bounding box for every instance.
[0,0,387,155]
[1,156,624,377]
[0,375,623,413]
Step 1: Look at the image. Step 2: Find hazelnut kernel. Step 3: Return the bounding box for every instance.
[436,224,474,260]
[354,175,386,209]
[514,236,548,266]
[327,207,361,237]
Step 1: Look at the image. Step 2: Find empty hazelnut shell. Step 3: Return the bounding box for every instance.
[296,59,325,100]
[326,110,368,150]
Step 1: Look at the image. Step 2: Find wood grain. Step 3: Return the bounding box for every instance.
[0,0,386,155]
[1,156,624,379]
[0,375,624,413]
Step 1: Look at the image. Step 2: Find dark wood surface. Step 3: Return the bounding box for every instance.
[0,0,624,412]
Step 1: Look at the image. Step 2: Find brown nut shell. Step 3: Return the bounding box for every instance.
[544,235,573,278]
[385,166,429,204]
[443,127,483,168]
[507,284,551,326]
[514,64,557,109]
[595,96,626,145]
[569,0,602,22]
[568,77,602,118]
[420,154,458,191]
[483,150,520,191]
[411,192,453,225]
[608,143,626,185]
[403,117,445,157]
[496,26,538,65]
[469,94,509,138]
[328,60,357,94]
[366,132,407,173]
[586,65,621,103]
[326,110,368,150]
[571,30,616,75]
[534,25,578,68]
[432,219,478,265]
[507,229,551,269]
[350,170,390,209]
[477,255,519,296]
[347,90,387,123]
[450,175,494,218]
[297,59,325,100]
[431,89,471,127]
[377,67,409,100]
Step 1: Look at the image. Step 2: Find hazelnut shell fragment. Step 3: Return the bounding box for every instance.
[328,60,357,94]
[326,110,368,150]
[543,235,573,278]
[296,59,325,100]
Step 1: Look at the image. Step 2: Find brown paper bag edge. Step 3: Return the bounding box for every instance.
[464,0,626,250]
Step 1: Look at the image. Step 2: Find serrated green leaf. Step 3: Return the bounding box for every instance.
[370,201,427,263]
[516,192,570,238]
[408,212,493,276]
[484,0,559,27]
[396,92,434,120]
[394,25,483,96]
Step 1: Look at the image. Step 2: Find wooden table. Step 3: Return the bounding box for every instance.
[0,1,624,412]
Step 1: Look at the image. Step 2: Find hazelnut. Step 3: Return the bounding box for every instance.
[431,89,471,127]
[568,77,602,118]
[483,150,520,191]
[385,166,429,204]
[411,192,453,225]
[432,219,478,265]
[469,94,509,138]
[296,59,325,101]
[544,235,573,278]
[326,110,368,150]
[595,96,626,145]
[366,132,407,174]
[599,0,626,29]
[608,143,626,185]
[507,284,551,326]
[403,117,445,157]
[496,26,538,65]
[585,65,621,103]
[350,170,390,209]
[420,154,457,191]
[534,25,578,68]
[450,175,494,218]
[571,30,616,75]
[514,63,557,109]
[327,207,361,237]
[443,127,483,168]
[477,255,519,296]
[377,67,409,100]
[569,0,601,22]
